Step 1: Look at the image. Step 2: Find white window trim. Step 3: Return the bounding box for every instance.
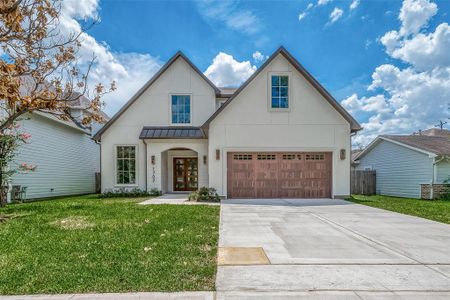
[114,144,139,187]
[169,93,193,126]
[268,72,291,112]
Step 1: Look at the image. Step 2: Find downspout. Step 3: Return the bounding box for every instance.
[349,131,357,198]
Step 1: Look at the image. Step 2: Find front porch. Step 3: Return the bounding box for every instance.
[143,139,208,194]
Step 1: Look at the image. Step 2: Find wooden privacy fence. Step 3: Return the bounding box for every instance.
[351,170,376,195]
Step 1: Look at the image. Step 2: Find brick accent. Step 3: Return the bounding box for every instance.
[421,184,450,199]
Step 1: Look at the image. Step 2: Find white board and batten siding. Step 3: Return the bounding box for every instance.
[11,113,100,199]
[356,140,433,198]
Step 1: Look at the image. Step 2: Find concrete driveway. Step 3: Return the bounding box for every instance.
[216,198,450,299]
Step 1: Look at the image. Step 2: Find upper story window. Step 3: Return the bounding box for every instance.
[271,75,289,109]
[171,95,191,124]
[116,146,136,185]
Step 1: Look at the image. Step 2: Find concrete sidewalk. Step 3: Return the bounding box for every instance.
[0,292,213,300]
[3,291,450,299]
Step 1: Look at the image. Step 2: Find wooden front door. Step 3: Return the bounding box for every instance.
[173,158,198,191]
[227,152,332,199]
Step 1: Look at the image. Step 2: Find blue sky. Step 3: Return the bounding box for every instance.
[64,0,450,145]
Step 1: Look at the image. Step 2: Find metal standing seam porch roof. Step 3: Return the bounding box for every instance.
[139,126,206,139]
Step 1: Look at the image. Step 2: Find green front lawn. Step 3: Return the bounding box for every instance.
[0,195,220,295]
[348,194,450,224]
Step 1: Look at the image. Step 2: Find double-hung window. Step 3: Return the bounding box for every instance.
[171,95,191,124]
[116,146,136,185]
[271,75,289,109]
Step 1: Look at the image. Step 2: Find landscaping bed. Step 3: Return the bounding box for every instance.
[349,194,450,224]
[0,194,220,295]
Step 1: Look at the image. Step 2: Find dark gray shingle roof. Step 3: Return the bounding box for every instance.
[382,135,450,155]
[139,126,205,139]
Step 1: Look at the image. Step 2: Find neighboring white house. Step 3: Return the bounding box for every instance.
[94,47,361,199]
[10,98,107,200]
[354,128,450,199]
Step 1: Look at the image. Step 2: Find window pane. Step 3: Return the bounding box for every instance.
[280,97,288,108]
[172,112,178,124]
[118,172,124,184]
[123,159,129,172]
[280,87,288,97]
[129,172,135,184]
[129,147,135,159]
[271,75,279,86]
[272,87,279,97]
[130,159,135,171]
[117,147,124,158]
[272,97,279,108]
[280,76,288,86]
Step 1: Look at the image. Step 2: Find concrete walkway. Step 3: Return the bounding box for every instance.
[139,193,219,206]
[216,198,450,298]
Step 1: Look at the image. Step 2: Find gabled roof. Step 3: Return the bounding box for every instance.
[94,46,361,141]
[202,46,362,133]
[139,126,205,139]
[93,51,220,141]
[355,134,450,161]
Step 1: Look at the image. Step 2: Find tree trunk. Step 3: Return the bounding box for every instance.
[0,186,7,207]
[0,168,6,207]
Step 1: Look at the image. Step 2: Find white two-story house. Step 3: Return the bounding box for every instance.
[93,47,361,199]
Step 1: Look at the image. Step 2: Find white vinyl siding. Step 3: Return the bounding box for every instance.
[356,140,433,198]
[11,113,99,199]
[436,161,450,183]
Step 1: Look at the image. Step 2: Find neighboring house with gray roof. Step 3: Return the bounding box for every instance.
[353,129,450,199]
[9,96,108,201]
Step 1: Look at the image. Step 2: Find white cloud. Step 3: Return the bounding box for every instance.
[307,3,314,10]
[252,51,268,63]
[318,0,333,6]
[384,23,450,71]
[59,1,162,115]
[196,1,261,35]
[329,7,344,23]
[350,0,360,11]
[343,0,450,146]
[399,0,437,36]
[298,12,308,21]
[204,52,256,87]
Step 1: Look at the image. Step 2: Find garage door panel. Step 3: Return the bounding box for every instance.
[228,152,332,199]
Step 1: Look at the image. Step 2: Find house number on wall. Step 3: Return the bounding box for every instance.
[152,167,156,183]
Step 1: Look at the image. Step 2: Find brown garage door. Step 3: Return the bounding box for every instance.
[227,152,332,198]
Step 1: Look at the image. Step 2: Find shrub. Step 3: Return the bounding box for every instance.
[98,188,151,198]
[440,177,450,201]
[149,188,162,196]
[188,187,220,202]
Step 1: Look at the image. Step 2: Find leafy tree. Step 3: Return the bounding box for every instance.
[0,0,114,206]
